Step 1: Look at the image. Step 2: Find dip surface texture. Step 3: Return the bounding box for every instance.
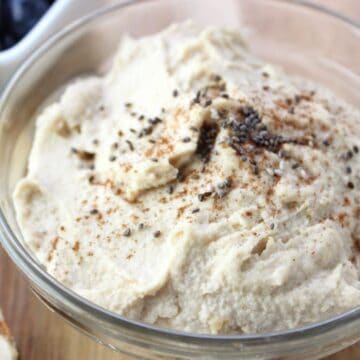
[14,23,360,334]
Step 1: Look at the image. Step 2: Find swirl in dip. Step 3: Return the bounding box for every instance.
[14,23,360,334]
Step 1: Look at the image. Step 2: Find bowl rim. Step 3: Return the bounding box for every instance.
[0,0,359,346]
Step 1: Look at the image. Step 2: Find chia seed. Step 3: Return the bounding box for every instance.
[123,228,131,237]
[126,140,134,151]
[204,99,212,107]
[347,181,355,189]
[198,191,212,202]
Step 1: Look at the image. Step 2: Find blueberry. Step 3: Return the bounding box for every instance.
[0,34,17,51]
[0,0,56,50]
[7,0,50,37]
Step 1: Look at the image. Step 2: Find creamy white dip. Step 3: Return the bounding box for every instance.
[14,23,360,334]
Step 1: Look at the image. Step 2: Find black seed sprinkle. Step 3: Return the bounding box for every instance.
[150,158,158,162]
[225,178,232,188]
[131,112,137,117]
[347,181,354,189]
[173,89,178,97]
[270,223,275,230]
[130,128,137,134]
[123,228,131,237]
[221,93,229,99]
[216,179,232,198]
[278,150,286,158]
[112,142,119,149]
[182,137,192,143]
[138,115,145,121]
[73,149,96,161]
[125,102,132,108]
[71,147,78,154]
[167,185,174,194]
[323,139,330,146]
[211,74,222,82]
[138,126,153,138]
[109,155,117,162]
[198,191,212,202]
[118,130,124,137]
[138,223,144,230]
[192,208,200,214]
[196,122,219,162]
[263,85,269,91]
[154,230,161,238]
[190,126,199,132]
[204,99,212,107]
[177,172,186,182]
[193,90,201,104]
[285,98,292,106]
[354,145,359,154]
[90,209,98,215]
[343,150,354,160]
[148,117,162,125]
[126,140,134,151]
[346,166,352,174]
[93,139,99,145]
[89,175,95,183]
[149,139,156,144]
[292,163,300,170]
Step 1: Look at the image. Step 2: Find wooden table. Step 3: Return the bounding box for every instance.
[1,0,359,359]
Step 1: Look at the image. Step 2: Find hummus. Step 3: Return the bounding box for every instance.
[14,23,360,334]
[0,311,17,360]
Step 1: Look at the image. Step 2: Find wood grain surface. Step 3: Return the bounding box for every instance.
[0,1,359,359]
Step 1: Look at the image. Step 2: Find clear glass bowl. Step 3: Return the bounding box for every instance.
[0,0,359,358]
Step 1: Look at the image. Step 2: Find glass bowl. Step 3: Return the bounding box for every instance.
[0,0,359,358]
